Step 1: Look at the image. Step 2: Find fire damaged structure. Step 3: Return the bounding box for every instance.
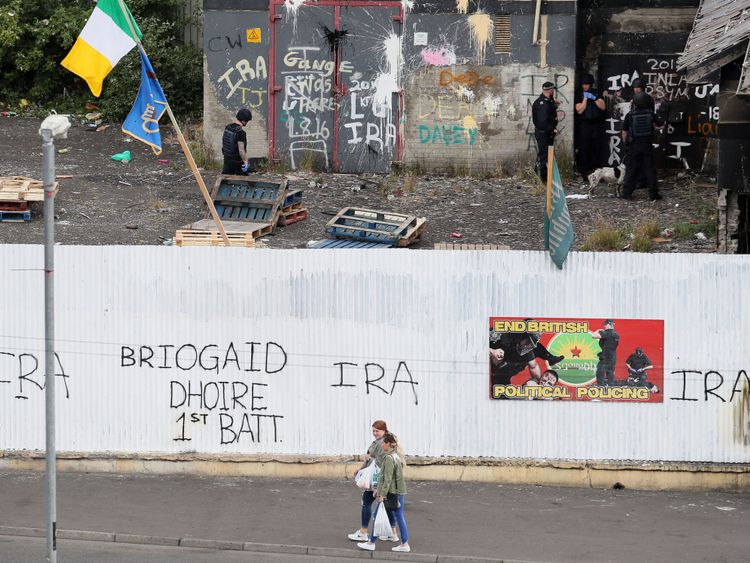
[677,0,750,254]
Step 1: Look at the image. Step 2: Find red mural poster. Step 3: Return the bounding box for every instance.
[489,317,664,402]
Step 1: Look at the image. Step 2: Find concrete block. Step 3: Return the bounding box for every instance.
[0,526,45,538]
[243,541,307,554]
[373,550,438,562]
[179,537,244,550]
[58,529,115,542]
[114,533,180,546]
[307,545,373,558]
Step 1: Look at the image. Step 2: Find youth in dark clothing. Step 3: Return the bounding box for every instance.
[575,73,607,180]
[593,319,619,386]
[221,108,252,175]
[620,93,664,200]
[532,82,559,183]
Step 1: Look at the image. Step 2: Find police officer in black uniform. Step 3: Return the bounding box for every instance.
[490,329,564,388]
[625,347,654,387]
[531,82,559,183]
[621,92,664,200]
[626,79,655,191]
[593,319,619,386]
[574,73,607,180]
[221,108,252,175]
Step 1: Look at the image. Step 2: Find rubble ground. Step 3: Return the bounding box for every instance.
[0,117,716,252]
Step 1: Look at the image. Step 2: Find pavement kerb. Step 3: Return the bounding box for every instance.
[0,525,513,562]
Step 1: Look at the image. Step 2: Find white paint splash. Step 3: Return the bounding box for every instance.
[458,87,475,103]
[467,11,493,64]
[372,33,401,119]
[283,0,307,32]
[482,95,503,117]
[505,103,518,121]
[456,0,469,15]
[402,0,414,12]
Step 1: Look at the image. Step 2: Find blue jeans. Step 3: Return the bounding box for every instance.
[361,490,395,529]
[369,496,408,544]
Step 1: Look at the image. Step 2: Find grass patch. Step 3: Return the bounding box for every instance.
[516,163,545,195]
[630,234,653,252]
[582,224,624,251]
[181,122,220,170]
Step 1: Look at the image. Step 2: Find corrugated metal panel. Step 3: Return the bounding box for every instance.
[0,246,748,463]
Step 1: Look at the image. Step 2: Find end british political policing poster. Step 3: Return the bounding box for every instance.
[489,317,664,402]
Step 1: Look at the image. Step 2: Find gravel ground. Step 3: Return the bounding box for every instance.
[0,116,717,252]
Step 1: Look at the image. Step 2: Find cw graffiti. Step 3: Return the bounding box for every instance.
[439,70,494,88]
[418,124,478,145]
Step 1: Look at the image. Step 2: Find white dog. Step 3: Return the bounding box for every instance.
[587,164,625,196]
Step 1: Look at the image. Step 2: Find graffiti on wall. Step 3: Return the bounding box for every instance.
[0,351,71,400]
[600,55,719,170]
[121,340,418,445]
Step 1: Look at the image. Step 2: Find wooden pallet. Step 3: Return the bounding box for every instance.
[211,175,287,225]
[281,201,303,213]
[0,201,28,211]
[282,189,303,207]
[396,217,427,247]
[325,207,418,244]
[308,239,393,249]
[434,243,510,250]
[0,209,31,223]
[177,219,273,243]
[277,207,308,226]
[0,176,58,202]
[174,231,256,247]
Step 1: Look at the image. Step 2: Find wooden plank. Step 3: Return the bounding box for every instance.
[432,242,510,250]
[396,217,427,247]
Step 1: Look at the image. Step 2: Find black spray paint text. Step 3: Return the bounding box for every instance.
[670,370,749,403]
[120,341,287,374]
[332,361,419,405]
[0,351,71,400]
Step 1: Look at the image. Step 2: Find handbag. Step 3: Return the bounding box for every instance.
[384,493,400,510]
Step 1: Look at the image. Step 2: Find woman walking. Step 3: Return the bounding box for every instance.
[347,421,399,543]
[357,432,410,553]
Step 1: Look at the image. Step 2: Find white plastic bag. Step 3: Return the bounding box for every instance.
[373,501,391,538]
[355,460,378,490]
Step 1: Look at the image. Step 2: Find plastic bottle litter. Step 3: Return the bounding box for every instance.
[111,151,131,163]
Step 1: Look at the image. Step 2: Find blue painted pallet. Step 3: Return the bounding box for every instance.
[283,189,303,207]
[211,175,288,226]
[309,239,393,249]
[325,207,415,244]
[0,209,31,222]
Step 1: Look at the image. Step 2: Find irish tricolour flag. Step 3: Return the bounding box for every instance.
[61,0,142,97]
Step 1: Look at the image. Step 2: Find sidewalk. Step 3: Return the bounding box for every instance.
[0,470,747,562]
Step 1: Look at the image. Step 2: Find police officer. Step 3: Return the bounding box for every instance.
[593,319,619,386]
[625,347,653,387]
[631,78,655,111]
[221,108,252,175]
[531,81,559,183]
[574,73,606,180]
[621,92,663,200]
[626,79,655,191]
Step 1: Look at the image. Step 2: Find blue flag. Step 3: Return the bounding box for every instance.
[122,49,168,155]
[543,156,574,269]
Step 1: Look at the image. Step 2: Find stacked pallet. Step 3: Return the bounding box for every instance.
[173,174,307,247]
[322,207,427,248]
[0,176,58,223]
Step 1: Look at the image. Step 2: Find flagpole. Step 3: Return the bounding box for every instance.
[116,0,231,246]
[546,145,554,217]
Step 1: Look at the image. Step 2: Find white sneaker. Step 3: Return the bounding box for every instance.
[357,542,375,551]
[392,544,411,552]
[347,530,368,541]
[380,533,399,542]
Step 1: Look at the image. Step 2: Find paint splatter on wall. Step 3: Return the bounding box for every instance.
[421,47,457,67]
[456,0,469,15]
[283,0,307,32]
[467,12,493,65]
